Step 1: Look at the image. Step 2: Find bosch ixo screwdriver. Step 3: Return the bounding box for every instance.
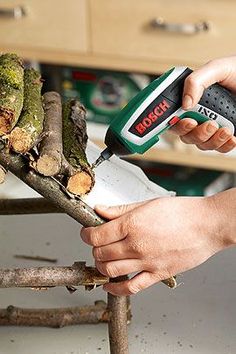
[93,67,236,168]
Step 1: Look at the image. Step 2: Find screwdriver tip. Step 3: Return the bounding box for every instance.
[91,155,105,169]
[92,148,113,169]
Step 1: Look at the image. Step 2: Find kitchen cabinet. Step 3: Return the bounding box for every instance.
[0,0,88,53]
[90,0,236,70]
[0,0,235,73]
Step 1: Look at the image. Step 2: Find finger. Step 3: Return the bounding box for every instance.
[170,118,198,136]
[182,58,235,109]
[93,240,135,262]
[180,121,219,144]
[94,201,147,220]
[103,271,159,296]
[216,136,236,153]
[81,219,126,247]
[196,127,233,151]
[95,259,142,278]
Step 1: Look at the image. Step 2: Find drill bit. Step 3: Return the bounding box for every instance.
[92,147,113,169]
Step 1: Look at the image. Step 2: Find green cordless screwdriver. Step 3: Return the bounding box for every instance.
[92,67,236,168]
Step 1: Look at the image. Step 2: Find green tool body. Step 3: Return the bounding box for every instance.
[94,66,236,167]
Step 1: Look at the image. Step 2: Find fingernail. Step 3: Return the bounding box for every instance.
[183,95,193,109]
[185,122,196,130]
[220,130,230,140]
[207,122,218,134]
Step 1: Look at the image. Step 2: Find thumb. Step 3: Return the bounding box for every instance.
[94,201,146,220]
[182,57,236,110]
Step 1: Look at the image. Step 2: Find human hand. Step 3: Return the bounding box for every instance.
[171,57,236,153]
[80,192,234,296]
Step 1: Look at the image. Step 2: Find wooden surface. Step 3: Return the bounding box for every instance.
[0,44,189,74]
[90,0,236,67]
[0,0,235,74]
[0,0,88,53]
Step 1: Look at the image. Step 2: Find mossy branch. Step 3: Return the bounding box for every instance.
[0,53,24,134]
[9,68,44,153]
[62,100,94,195]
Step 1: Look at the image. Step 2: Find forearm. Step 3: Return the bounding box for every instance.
[209,187,236,248]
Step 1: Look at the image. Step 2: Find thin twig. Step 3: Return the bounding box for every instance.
[14,255,58,263]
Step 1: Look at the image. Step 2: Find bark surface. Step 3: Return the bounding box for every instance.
[0,262,108,288]
[10,68,44,153]
[36,92,63,176]
[0,198,62,215]
[62,100,94,195]
[0,301,109,327]
[0,53,24,134]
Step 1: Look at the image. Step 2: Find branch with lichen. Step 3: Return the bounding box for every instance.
[0,53,24,134]
[9,68,44,153]
[62,100,95,196]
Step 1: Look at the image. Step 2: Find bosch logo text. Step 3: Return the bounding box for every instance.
[135,100,170,135]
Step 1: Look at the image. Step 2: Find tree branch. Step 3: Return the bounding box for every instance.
[9,68,44,153]
[0,53,24,134]
[0,198,62,215]
[62,100,94,196]
[0,262,108,289]
[0,301,109,327]
[36,92,63,176]
[0,148,103,226]
[108,277,129,354]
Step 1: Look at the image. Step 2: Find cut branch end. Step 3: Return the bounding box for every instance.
[67,171,93,195]
[9,127,32,153]
[36,154,61,176]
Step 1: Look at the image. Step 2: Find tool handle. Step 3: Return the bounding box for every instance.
[179,74,236,135]
[163,67,236,134]
[200,83,236,133]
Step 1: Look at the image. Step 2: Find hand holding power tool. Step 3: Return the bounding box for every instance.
[93,66,236,167]
[82,57,236,297]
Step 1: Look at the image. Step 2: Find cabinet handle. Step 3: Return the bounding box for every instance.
[0,5,26,19]
[150,18,210,35]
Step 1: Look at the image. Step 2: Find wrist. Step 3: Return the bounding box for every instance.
[208,188,236,249]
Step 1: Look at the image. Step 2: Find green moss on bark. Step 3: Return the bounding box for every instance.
[62,100,94,195]
[0,53,24,134]
[10,68,44,153]
[62,100,89,170]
